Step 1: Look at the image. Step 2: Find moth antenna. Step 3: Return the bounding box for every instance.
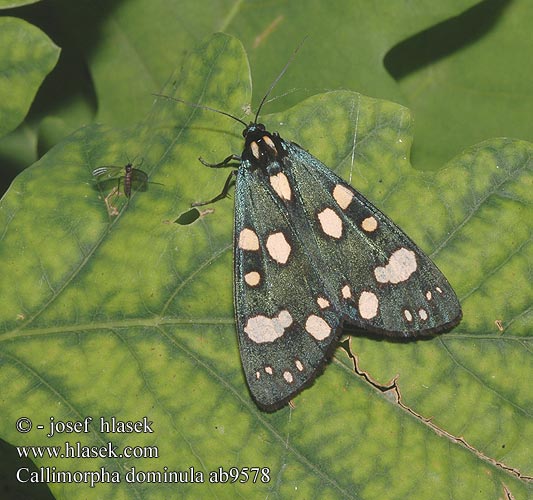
[254,36,308,124]
[153,93,248,127]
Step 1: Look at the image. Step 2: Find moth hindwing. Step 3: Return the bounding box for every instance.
[191,119,462,412]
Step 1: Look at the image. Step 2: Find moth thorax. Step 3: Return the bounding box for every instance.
[250,136,277,158]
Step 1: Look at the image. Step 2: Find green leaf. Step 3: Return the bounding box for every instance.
[5,1,532,181]
[0,17,59,138]
[16,1,481,143]
[0,0,40,8]
[51,0,239,126]
[224,0,481,106]
[0,33,531,499]
[391,0,533,169]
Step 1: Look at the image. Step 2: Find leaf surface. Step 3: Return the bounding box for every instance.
[0,17,59,138]
[0,33,531,500]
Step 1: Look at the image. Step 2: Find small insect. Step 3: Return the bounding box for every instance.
[92,162,149,215]
[160,48,462,412]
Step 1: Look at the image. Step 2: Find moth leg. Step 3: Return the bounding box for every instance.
[192,170,236,207]
[198,154,241,168]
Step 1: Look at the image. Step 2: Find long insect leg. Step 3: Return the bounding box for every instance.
[192,170,237,207]
[199,154,241,168]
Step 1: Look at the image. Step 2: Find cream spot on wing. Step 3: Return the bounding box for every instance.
[266,232,291,264]
[238,228,259,251]
[404,309,413,322]
[244,310,293,343]
[426,291,432,301]
[374,248,417,284]
[265,366,273,375]
[305,315,332,340]
[358,291,379,319]
[283,371,294,384]
[318,208,343,238]
[270,172,292,201]
[244,271,261,287]
[436,286,443,294]
[317,296,330,309]
[333,184,353,210]
[277,310,293,327]
[251,141,260,159]
[361,216,378,232]
[263,135,277,152]
[419,308,428,321]
[342,285,352,299]
[295,359,304,372]
[255,371,261,380]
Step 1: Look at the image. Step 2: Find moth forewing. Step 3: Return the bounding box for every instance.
[234,155,345,410]
[281,141,462,336]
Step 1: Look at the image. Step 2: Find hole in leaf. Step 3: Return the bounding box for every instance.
[174,208,215,225]
[175,208,201,225]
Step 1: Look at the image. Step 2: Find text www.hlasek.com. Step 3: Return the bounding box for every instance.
[17,441,157,459]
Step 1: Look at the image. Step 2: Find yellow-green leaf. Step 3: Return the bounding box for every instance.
[0,33,531,500]
[0,17,59,138]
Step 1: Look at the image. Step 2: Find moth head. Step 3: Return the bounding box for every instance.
[242,125,285,171]
[243,123,266,138]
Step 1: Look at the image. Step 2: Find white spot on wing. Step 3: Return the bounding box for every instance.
[277,310,292,327]
[333,184,353,210]
[318,208,343,238]
[244,310,293,343]
[265,366,273,375]
[361,216,378,232]
[305,315,332,340]
[239,228,259,251]
[270,172,292,201]
[436,286,443,294]
[342,285,352,299]
[374,248,417,284]
[266,232,291,264]
[255,371,260,379]
[317,296,330,309]
[426,291,432,301]
[244,271,261,287]
[404,309,413,322]
[295,359,304,372]
[358,291,379,319]
[419,308,428,321]
[283,371,294,384]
